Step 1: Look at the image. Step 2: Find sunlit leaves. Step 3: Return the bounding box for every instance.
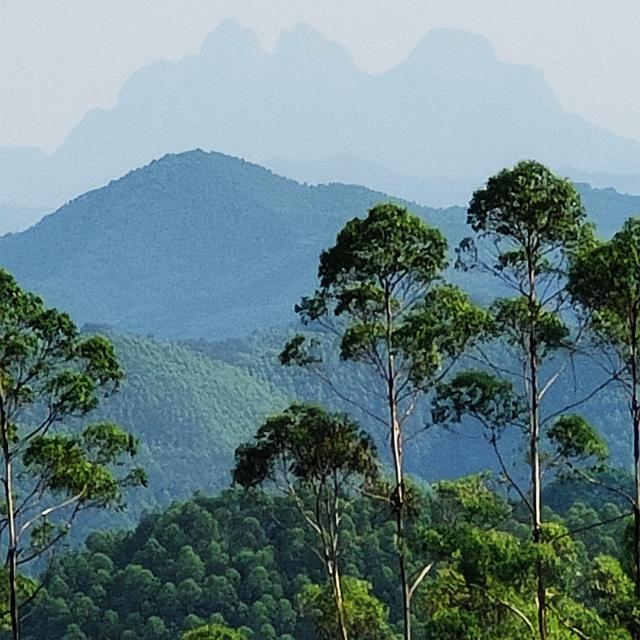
[233,403,378,490]
[0,267,145,623]
[432,370,524,431]
[548,415,609,463]
[467,160,585,246]
[569,217,640,350]
[299,576,395,640]
[181,622,248,639]
[318,203,448,291]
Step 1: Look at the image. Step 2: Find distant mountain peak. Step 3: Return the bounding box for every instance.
[1,22,639,226]
[404,28,497,68]
[274,22,355,69]
[199,18,263,59]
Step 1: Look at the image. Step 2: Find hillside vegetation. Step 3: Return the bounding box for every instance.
[79,332,287,529]
[1,151,638,341]
[22,483,629,640]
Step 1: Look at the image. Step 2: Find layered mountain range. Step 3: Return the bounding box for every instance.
[0,149,638,526]
[2,150,638,340]
[2,20,639,233]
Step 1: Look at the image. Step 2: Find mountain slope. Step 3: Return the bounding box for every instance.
[1,21,639,224]
[2,150,638,341]
[82,330,287,524]
[0,150,461,338]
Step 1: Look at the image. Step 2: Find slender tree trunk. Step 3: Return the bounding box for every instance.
[330,561,349,640]
[0,382,19,640]
[527,250,547,640]
[385,290,411,640]
[3,454,19,640]
[630,320,640,640]
[390,402,411,640]
[325,489,349,640]
[530,363,547,640]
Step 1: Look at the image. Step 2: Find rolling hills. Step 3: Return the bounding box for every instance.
[1,150,638,342]
[74,324,633,533]
[1,149,638,527]
[0,150,461,338]
[79,330,287,528]
[1,21,639,227]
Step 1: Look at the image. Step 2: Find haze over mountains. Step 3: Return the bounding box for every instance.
[2,148,637,520]
[2,150,639,341]
[0,150,456,337]
[2,20,639,233]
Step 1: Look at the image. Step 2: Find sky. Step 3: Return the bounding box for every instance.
[1,0,639,152]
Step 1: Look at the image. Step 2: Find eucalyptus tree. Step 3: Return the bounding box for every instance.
[454,161,593,639]
[233,403,379,640]
[0,269,146,640]
[281,202,490,640]
[419,474,630,640]
[569,218,640,632]
[299,576,396,640]
[432,373,612,636]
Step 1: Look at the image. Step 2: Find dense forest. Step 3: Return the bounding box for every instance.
[1,159,640,640]
[19,482,631,639]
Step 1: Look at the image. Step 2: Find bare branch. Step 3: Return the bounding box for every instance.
[408,561,433,600]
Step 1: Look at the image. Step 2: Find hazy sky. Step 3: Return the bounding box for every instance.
[2,0,639,152]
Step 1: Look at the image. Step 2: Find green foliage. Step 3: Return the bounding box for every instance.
[234,403,381,639]
[0,571,36,632]
[418,476,631,639]
[0,268,145,633]
[547,415,609,463]
[3,159,639,640]
[61,330,291,535]
[465,160,585,247]
[397,285,492,385]
[182,623,248,640]
[284,201,492,639]
[569,217,640,334]
[432,370,524,430]
[24,422,144,507]
[234,403,378,490]
[317,202,448,296]
[299,577,396,640]
[588,555,640,631]
[490,297,570,355]
[20,477,633,640]
[569,216,640,618]
[289,202,489,390]
[21,490,397,639]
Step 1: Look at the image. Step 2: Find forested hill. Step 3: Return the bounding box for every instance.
[1,150,638,341]
[81,325,630,531]
[0,150,456,339]
[79,331,287,530]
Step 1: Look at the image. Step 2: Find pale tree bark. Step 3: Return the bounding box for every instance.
[385,287,412,640]
[328,551,349,640]
[630,313,640,640]
[0,378,19,640]
[526,242,546,640]
[4,458,20,640]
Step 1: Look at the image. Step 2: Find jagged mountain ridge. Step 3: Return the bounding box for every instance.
[1,20,639,227]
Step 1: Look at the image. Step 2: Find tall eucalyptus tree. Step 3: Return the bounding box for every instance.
[281,203,489,639]
[234,403,379,640]
[453,161,593,639]
[0,269,146,640]
[569,218,640,638]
